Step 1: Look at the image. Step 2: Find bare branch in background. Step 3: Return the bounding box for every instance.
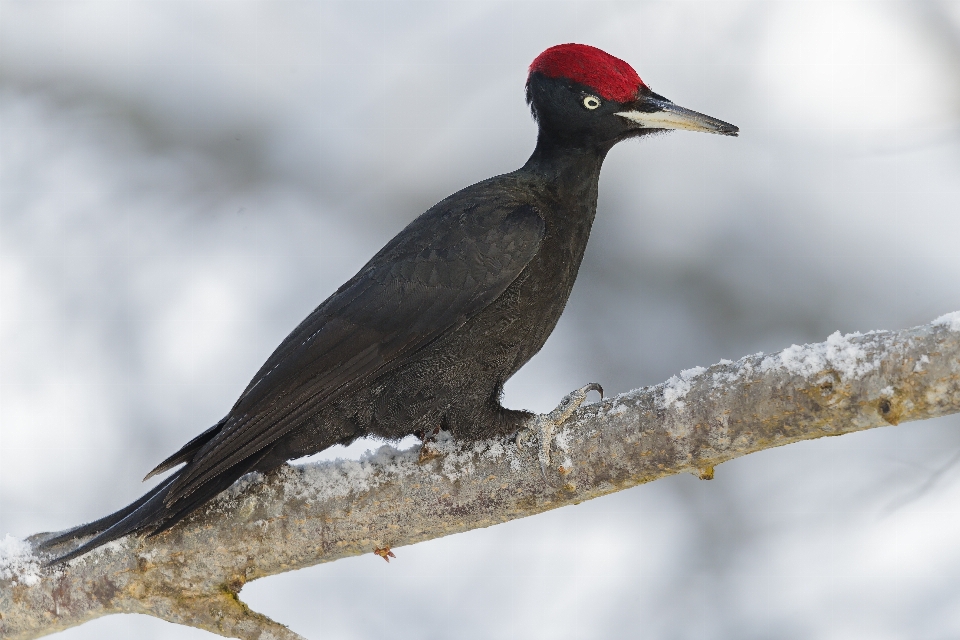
[2,314,959,640]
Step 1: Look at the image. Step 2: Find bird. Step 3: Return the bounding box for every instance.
[40,43,737,564]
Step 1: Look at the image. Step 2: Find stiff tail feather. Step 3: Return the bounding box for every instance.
[39,418,257,566]
[38,474,176,552]
[41,474,179,565]
[41,448,269,566]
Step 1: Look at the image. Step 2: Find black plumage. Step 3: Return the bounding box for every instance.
[42,44,736,563]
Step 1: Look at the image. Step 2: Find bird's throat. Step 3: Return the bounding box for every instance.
[524,135,608,183]
[522,136,608,221]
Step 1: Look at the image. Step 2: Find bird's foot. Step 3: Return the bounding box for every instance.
[517,383,603,479]
[417,426,443,464]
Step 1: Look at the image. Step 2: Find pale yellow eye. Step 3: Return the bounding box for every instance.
[583,95,601,110]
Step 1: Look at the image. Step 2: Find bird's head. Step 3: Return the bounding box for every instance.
[526,44,738,149]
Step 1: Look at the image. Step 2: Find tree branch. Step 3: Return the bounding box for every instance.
[3,314,959,640]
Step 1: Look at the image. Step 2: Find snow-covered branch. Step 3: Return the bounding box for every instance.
[3,314,960,640]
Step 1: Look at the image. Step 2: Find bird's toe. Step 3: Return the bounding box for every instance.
[520,383,603,480]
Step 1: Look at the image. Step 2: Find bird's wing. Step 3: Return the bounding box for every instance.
[164,200,544,503]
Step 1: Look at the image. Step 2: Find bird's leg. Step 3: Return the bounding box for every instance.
[517,383,603,478]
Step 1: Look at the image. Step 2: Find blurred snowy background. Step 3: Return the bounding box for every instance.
[2,1,960,638]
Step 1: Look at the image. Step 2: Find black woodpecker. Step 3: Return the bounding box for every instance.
[42,43,737,564]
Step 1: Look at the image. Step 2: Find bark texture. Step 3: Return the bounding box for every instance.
[2,315,959,639]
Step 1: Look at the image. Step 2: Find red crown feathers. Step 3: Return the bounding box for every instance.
[529,44,645,103]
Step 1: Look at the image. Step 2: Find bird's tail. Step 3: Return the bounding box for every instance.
[38,417,266,566]
[39,474,179,564]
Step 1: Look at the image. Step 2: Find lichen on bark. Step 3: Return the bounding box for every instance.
[2,316,958,640]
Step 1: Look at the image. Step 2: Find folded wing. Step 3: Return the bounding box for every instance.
[163,202,545,505]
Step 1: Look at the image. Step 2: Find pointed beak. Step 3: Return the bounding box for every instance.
[617,92,738,136]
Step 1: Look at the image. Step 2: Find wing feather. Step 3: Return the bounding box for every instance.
[165,200,544,504]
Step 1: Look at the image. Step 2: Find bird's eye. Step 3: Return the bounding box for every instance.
[582,95,601,110]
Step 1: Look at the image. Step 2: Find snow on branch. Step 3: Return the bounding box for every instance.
[3,314,960,640]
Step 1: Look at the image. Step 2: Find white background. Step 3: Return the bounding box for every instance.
[2,1,960,638]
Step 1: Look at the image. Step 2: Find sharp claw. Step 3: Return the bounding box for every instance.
[525,383,603,483]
